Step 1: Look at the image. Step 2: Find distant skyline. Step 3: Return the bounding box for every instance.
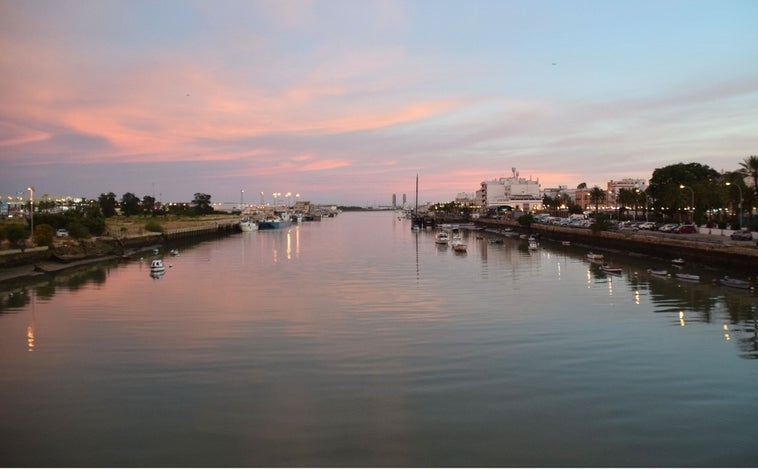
[1,0,757,205]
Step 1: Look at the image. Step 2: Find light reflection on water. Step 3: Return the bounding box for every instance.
[1,211,758,467]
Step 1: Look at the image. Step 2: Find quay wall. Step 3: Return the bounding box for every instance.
[477,219,758,272]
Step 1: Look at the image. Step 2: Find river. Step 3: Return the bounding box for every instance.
[1,211,757,466]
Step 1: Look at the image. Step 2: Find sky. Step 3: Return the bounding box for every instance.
[1,0,757,206]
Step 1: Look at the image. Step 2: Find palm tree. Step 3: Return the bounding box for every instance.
[589,186,606,214]
[738,155,758,196]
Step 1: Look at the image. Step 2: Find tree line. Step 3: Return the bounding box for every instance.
[541,156,758,228]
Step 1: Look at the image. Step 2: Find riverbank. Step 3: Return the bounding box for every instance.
[478,219,758,272]
[0,216,239,283]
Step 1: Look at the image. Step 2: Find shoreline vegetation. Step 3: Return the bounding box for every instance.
[0,215,239,282]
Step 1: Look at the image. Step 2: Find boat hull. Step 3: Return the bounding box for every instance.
[258,219,293,230]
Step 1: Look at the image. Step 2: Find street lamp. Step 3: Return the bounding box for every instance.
[27,186,34,241]
[240,189,244,210]
[725,182,743,230]
[679,184,694,223]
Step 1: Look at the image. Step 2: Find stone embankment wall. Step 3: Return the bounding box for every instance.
[477,219,758,272]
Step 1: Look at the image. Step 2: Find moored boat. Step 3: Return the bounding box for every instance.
[451,239,467,252]
[435,231,450,245]
[648,268,669,277]
[674,273,700,282]
[150,259,165,273]
[719,276,752,289]
[601,264,622,274]
[239,216,258,232]
[258,213,292,230]
[587,252,604,261]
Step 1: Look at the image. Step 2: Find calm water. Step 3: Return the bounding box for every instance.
[2,211,758,467]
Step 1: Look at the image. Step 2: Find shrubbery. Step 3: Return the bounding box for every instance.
[144,221,164,233]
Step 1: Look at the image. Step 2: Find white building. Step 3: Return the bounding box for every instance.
[478,168,542,212]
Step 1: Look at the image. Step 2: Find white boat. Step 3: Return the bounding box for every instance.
[150,259,165,273]
[601,264,622,274]
[587,252,604,261]
[674,273,700,282]
[239,217,257,232]
[671,258,685,265]
[528,238,538,250]
[720,276,752,289]
[648,268,669,277]
[435,231,450,244]
[450,238,467,252]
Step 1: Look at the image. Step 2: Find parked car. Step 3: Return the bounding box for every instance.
[638,222,656,230]
[730,229,753,241]
[56,228,69,237]
[659,223,679,232]
[675,224,697,234]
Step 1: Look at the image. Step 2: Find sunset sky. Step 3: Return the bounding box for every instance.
[1,0,757,206]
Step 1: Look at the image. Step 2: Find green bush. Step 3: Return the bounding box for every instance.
[144,220,164,233]
[34,224,55,247]
[68,222,91,239]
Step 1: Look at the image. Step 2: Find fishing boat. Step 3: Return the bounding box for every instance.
[587,252,604,261]
[719,276,752,289]
[258,213,292,230]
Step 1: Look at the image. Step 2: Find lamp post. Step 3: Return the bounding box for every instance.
[240,189,244,211]
[679,184,694,223]
[725,182,743,230]
[27,187,34,241]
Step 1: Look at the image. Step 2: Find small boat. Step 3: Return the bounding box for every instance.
[561,241,571,246]
[601,264,622,274]
[451,239,467,252]
[528,237,538,250]
[239,216,258,232]
[150,259,165,273]
[671,258,685,265]
[719,276,752,289]
[647,268,669,277]
[435,231,450,245]
[169,249,180,256]
[587,252,604,261]
[674,273,700,282]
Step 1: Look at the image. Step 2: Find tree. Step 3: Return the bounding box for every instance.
[617,188,636,219]
[589,186,606,214]
[142,195,156,215]
[577,182,587,189]
[647,162,720,224]
[192,193,214,214]
[98,192,118,217]
[121,192,141,216]
[739,155,758,197]
[6,224,27,251]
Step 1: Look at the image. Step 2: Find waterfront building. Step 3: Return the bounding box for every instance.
[478,168,543,213]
